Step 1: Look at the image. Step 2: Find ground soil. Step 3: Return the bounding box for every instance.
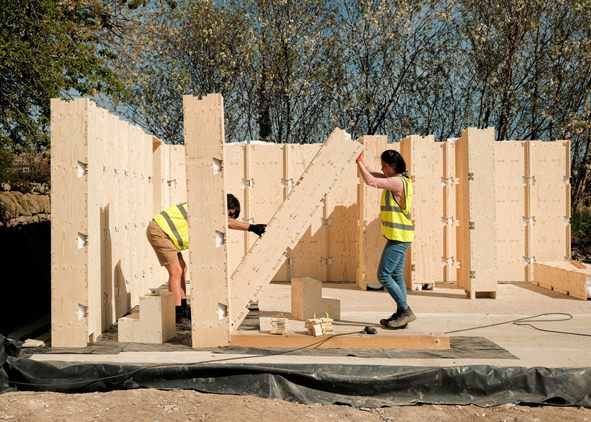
[0,390,590,422]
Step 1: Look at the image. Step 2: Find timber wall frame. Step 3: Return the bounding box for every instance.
[51,97,571,347]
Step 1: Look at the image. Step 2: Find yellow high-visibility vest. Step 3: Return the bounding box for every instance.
[380,176,415,242]
[153,203,189,251]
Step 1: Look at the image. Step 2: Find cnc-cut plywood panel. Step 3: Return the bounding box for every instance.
[230,129,362,329]
[495,141,527,282]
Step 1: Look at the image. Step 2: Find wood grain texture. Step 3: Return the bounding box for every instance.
[288,144,326,282]
[527,141,571,272]
[117,292,176,343]
[533,262,590,300]
[183,94,231,347]
[495,141,527,282]
[356,135,389,290]
[50,98,91,347]
[456,128,498,298]
[230,331,450,350]
[224,143,247,275]
[443,140,458,282]
[230,129,363,330]
[400,134,443,289]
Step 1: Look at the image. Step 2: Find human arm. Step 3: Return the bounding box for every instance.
[356,155,401,191]
[228,217,266,236]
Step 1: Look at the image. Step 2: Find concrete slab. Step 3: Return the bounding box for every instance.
[30,283,591,368]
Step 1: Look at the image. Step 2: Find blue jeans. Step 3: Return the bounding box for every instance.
[377,240,411,309]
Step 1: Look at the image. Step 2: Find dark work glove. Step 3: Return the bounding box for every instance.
[248,223,267,237]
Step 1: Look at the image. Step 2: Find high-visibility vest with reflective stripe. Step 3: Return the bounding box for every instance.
[153,203,189,251]
[380,176,415,242]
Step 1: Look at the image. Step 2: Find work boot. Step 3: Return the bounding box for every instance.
[379,311,399,328]
[183,305,192,321]
[380,311,409,329]
[175,310,190,325]
[388,306,416,328]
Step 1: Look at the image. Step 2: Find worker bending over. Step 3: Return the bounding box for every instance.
[146,194,266,324]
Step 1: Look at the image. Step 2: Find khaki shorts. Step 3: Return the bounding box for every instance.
[146,219,183,266]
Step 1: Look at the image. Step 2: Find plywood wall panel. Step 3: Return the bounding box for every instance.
[287,144,326,282]
[495,141,527,282]
[51,98,95,347]
[183,94,231,347]
[225,143,247,275]
[527,141,571,267]
[456,127,497,298]
[326,165,358,282]
[442,140,458,282]
[356,135,390,290]
[231,130,362,329]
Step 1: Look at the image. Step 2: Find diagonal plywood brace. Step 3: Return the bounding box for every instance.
[230,129,363,330]
[183,94,231,347]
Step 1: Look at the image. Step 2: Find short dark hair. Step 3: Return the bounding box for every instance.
[381,149,407,174]
[227,193,240,219]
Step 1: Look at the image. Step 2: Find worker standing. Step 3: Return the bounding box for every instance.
[356,150,416,328]
[146,194,266,324]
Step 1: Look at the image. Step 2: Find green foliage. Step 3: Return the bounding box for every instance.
[0,149,13,183]
[571,209,591,238]
[0,0,128,151]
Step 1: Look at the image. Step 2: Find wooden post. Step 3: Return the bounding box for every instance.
[355,135,389,290]
[230,129,363,330]
[455,127,498,299]
[183,93,231,347]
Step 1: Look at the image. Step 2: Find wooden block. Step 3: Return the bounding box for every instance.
[22,339,45,348]
[456,128,498,297]
[230,331,450,350]
[183,94,231,348]
[117,292,176,343]
[495,141,527,282]
[230,129,363,330]
[400,134,443,290]
[321,297,341,320]
[356,135,389,290]
[291,277,322,320]
[533,262,590,300]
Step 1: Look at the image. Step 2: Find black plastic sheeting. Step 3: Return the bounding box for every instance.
[2,334,591,408]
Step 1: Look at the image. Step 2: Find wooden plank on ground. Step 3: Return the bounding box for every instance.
[230,129,363,331]
[533,262,590,300]
[495,141,527,282]
[356,135,389,290]
[456,127,498,298]
[230,331,450,350]
[400,134,443,290]
[183,93,230,347]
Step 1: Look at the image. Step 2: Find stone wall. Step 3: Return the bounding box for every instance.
[0,183,50,228]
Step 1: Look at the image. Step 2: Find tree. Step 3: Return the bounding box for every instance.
[0,0,130,151]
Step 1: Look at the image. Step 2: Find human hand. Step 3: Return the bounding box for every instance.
[248,223,267,237]
[356,154,363,163]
